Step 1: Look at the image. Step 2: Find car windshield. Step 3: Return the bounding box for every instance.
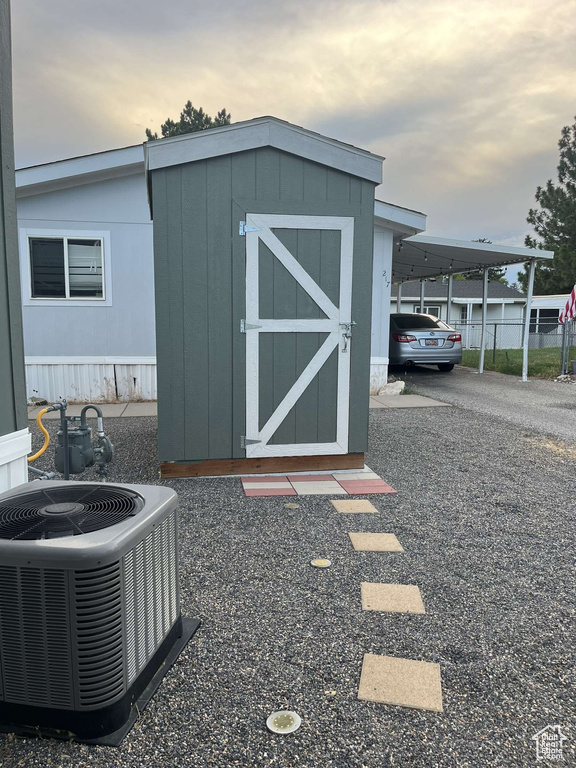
[392,315,449,330]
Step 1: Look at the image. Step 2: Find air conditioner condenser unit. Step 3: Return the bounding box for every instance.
[0,481,199,744]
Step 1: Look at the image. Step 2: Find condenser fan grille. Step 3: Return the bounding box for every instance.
[0,485,143,540]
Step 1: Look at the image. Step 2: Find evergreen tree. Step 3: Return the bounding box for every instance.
[453,240,508,283]
[518,115,576,293]
[145,101,231,141]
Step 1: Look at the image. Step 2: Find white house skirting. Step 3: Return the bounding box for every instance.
[0,428,31,492]
[370,357,389,395]
[27,356,390,402]
[25,357,157,402]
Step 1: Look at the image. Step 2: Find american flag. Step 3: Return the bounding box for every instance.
[559,285,576,324]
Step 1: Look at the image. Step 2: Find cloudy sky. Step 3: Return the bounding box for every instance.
[10,0,576,278]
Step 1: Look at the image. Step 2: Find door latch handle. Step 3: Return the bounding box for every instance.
[340,321,357,352]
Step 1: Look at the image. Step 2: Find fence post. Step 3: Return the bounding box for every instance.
[572,320,575,373]
[560,321,569,374]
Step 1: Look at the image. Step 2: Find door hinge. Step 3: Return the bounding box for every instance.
[240,319,262,332]
[239,221,261,236]
[241,436,261,449]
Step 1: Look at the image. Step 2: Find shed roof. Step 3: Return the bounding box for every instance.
[391,279,526,300]
[16,144,144,198]
[144,116,384,184]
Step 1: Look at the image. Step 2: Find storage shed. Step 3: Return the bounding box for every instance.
[145,117,383,476]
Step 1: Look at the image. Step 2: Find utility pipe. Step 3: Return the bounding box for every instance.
[28,408,50,462]
[60,402,70,480]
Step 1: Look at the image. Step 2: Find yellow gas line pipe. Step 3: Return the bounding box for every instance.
[28,408,50,462]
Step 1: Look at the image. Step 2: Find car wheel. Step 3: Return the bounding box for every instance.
[437,363,454,372]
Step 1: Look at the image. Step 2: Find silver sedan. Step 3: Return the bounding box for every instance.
[389,313,462,372]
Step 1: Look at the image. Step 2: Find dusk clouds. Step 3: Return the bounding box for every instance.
[11,0,576,254]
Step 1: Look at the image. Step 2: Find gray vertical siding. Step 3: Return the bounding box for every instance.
[0,0,27,437]
[151,146,375,462]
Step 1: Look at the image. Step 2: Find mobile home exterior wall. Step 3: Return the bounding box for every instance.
[17,171,156,401]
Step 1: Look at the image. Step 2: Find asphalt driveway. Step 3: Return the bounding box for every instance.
[1,407,574,768]
[398,364,576,444]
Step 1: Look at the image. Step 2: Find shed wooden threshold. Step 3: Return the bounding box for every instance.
[160,453,365,478]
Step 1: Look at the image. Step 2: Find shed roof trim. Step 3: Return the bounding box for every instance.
[16,145,144,197]
[144,116,384,183]
[374,199,427,236]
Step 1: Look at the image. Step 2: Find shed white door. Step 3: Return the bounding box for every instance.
[244,213,354,458]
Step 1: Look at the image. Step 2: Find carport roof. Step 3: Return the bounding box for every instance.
[391,280,526,300]
[394,234,553,283]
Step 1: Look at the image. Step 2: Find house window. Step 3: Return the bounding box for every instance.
[460,305,468,322]
[29,236,104,299]
[413,304,441,317]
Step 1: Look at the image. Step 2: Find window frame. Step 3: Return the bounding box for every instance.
[412,304,441,317]
[19,228,112,307]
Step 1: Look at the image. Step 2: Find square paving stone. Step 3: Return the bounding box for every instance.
[241,476,297,497]
[331,499,378,513]
[287,474,336,482]
[291,480,347,495]
[242,475,290,485]
[348,533,404,552]
[361,583,425,613]
[333,471,381,481]
[337,479,397,494]
[244,488,297,497]
[357,654,443,713]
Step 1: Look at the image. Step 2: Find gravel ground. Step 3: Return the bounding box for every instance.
[399,364,576,444]
[1,409,574,767]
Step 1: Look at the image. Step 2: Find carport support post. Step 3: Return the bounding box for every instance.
[522,258,537,382]
[419,280,425,313]
[396,281,402,312]
[478,268,489,374]
[446,274,453,324]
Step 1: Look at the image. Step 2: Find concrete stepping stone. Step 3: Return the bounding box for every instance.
[361,583,425,613]
[333,471,381,481]
[241,476,297,497]
[291,481,347,495]
[357,653,443,712]
[337,478,397,494]
[331,499,378,514]
[348,533,403,552]
[288,475,347,495]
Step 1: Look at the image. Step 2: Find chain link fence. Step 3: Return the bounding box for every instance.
[454,318,576,377]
